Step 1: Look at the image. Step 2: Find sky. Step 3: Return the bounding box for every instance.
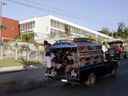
[2,0,128,31]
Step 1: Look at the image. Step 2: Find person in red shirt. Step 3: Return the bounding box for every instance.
[115,44,123,59]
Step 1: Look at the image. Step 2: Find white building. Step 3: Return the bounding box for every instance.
[20,15,114,43]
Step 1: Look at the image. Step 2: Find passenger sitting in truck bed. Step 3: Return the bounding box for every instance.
[65,52,74,77]
[80,57,90,67]
[52,53,63,75]
[71,64,79,78]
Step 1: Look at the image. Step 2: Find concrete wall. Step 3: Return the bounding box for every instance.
[34,16,50,41]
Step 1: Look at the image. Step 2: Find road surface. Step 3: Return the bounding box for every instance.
[1,59,128,96]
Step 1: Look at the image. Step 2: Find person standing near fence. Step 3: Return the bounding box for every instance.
[44,51,55,76]
[44,40,51,52]
[43,40,51,65]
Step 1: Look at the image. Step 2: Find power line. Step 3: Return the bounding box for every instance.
[7,0,83,22]
[7,0,59,14]
[21,0,64,12]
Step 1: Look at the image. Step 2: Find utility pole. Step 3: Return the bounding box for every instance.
[0,0,6,59]
[0,0,3,43]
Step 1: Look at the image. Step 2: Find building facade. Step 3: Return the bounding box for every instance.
[0,17,20,42]
[20,16,113,43]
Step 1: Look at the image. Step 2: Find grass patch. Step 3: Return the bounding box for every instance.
[0,58,42,67]
[19,58,42,66]
[0,59,22,67]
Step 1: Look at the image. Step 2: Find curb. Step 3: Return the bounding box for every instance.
[0,66,25,74]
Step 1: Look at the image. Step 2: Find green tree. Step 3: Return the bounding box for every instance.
[123,26,128,39]
[115,22,128,39]
[116,22,125,38]
[17,32,35,42]
[98,27,111,36]
[117,22,125,33]
[98,22,128,40]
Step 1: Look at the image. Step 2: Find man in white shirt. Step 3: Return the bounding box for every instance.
[102,45,108,53]
[45,52,54,75]
[102,42,108,60]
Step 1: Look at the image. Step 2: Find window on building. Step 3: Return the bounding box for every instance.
[50,28,67,38]
[31,21,35,28]
[20,24,23,31]
[73,27,78,33]
[51,19,55,27]
[58,22,65,30]
[53,20,57,28]
[70,26,74,32]
[20,21,35,32]
[51,20,65,30]
[50,29,56,37]
[65,24,71,35]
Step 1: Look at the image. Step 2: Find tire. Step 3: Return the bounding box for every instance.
[84,73,96,86]
[111,68,119,78]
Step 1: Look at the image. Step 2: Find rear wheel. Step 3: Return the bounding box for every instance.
[84,73,96,86]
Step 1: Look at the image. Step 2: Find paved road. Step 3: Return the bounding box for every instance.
[0,65,45,83]
[1,59,128,96]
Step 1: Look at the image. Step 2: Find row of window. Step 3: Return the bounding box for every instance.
[20,21,35,32]
[51,19,65,30]
[50,28,67,38]
[51,19,93,37]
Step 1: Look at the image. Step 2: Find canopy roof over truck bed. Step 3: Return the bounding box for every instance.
[50,38,101,49]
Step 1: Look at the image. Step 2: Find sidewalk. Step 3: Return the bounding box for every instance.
[0,66,24,73]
